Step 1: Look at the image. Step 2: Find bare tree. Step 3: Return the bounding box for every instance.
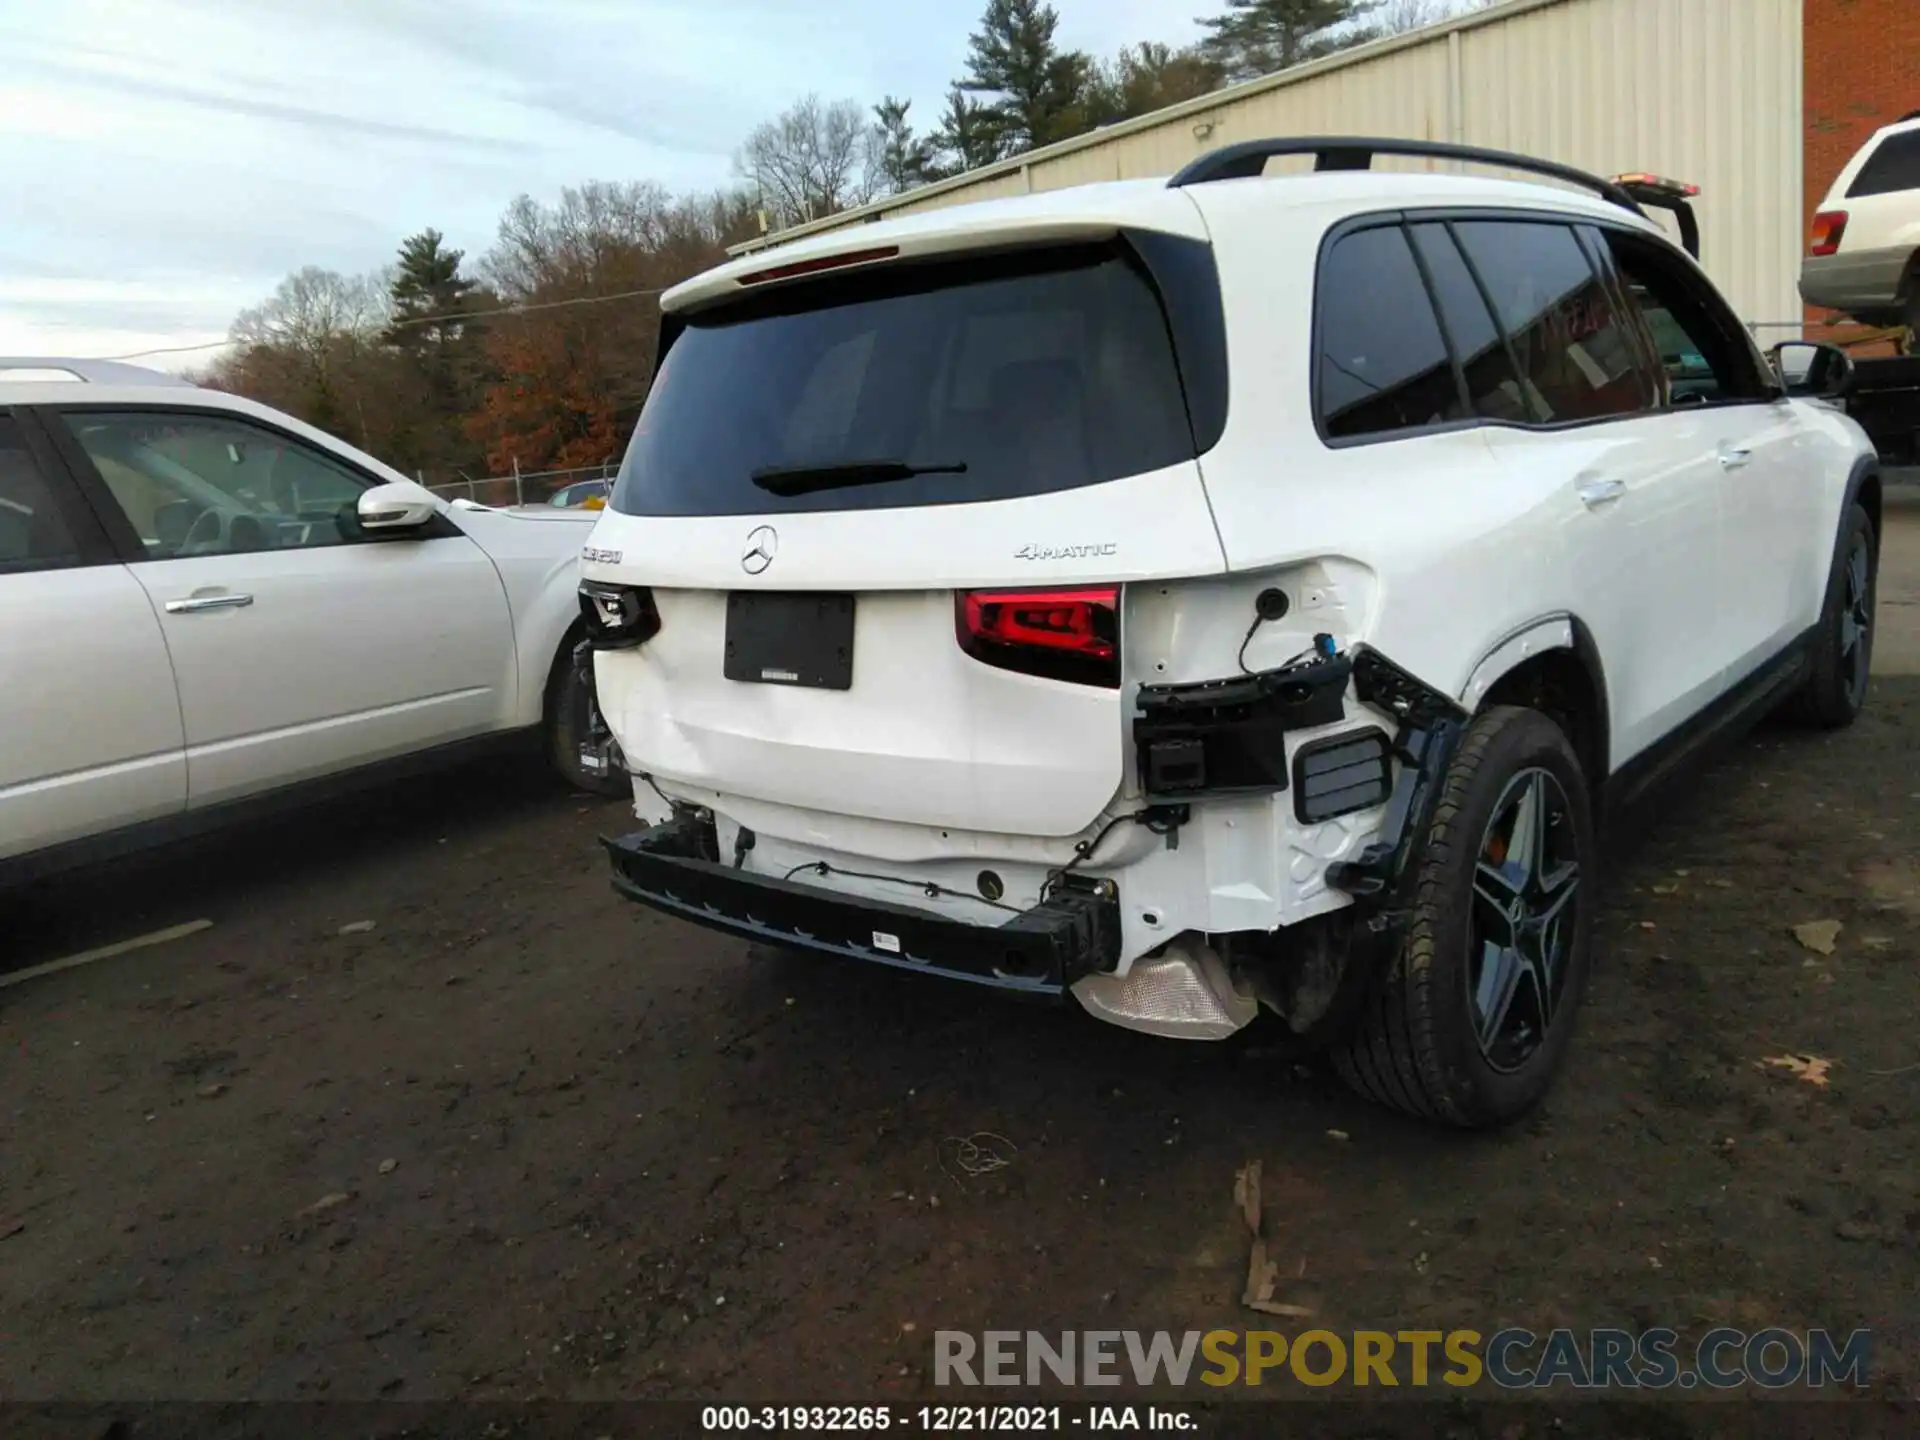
[734,95,881,229]
[230,266,390,356]
[225,266,392,441]
[1372,0,1454,33]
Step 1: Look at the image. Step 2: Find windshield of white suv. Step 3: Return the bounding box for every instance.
[610,243,1201,516]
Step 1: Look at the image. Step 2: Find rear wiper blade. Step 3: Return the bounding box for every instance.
[749,458,967,497]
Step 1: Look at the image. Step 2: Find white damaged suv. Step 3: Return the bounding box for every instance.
[580,138,1882,1128]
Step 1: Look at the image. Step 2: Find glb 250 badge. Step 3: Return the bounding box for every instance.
[581,546,622,565]
[1014,542,1117,561]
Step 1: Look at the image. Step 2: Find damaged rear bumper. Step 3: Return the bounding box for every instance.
[601,814,1122,996]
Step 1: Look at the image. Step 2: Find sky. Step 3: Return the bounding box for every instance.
[0,0,1220,369]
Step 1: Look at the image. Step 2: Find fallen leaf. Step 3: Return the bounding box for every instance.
[1861,936,1894,952]
[378,1159,398,1175]
[196,1082,228,1099]
[1759,1054,1832,1087]
[1791,920,1842,956]
[1242,1236,1278,1308]
[338,920,376,936]
[1247,1298,1316,1318]
[302,1191,354,1216]
[1638,921,1658,931]
[1652,883,1680,896]
[1232,1161,1262,1236]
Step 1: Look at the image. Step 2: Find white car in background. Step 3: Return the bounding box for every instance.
[0,359,624,884]
[1801,110,1920,339]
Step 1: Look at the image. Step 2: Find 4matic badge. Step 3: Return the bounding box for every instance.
[1014,541,1117,562]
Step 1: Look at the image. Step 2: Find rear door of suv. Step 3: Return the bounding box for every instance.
[582,233,1229,842]
[0,409,184,863]
[1411,212,1739,765]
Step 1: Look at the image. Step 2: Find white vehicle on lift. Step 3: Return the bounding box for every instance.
[580,138,1881,1129]
[0,359,625,884]
[1800,110,1920,338]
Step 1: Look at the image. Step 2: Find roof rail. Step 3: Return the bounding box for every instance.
[1166,136,1647,217]
[0,357,197,388]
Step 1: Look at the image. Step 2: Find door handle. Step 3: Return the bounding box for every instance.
[1718,445,1753,470]
[1576,479,1626,509]
[165,592,254,614]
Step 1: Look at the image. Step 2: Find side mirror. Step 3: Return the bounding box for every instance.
[356,480,440,533]
[1769,341,1856,401]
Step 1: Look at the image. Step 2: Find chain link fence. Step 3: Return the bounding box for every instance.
[425,461,619,508]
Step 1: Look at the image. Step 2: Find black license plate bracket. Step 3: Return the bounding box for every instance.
[724,592,855,690]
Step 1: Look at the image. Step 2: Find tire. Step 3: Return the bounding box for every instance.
[1786,502,1876,730]
[546,637,630,798]
[1332,706,1597,1130]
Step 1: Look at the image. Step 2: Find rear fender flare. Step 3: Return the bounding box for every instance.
[1459,614,1613,776]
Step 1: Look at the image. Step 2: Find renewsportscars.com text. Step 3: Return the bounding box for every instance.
[934,1328,1871,1391]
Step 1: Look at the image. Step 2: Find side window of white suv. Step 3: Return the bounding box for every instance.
[56,411,374,558]
[1314,223,1465,439]
[1447,219,1659,424]
[0,417,84,574]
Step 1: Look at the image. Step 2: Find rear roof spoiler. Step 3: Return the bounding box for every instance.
[1609,174,1701,259]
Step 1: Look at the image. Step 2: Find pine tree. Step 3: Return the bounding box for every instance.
[385,229,478,349]
[1194,0,1379,83]
[873,96,938,193]
[933,85,1005,175]
[959,0,1093,154]
[1076,42,1226,130]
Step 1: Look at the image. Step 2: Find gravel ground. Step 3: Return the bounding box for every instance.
[3,499,1917,1421]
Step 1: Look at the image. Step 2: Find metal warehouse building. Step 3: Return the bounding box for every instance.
[732,0,1917,336]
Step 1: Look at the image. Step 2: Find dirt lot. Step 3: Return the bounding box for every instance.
[3,499,1918,1416]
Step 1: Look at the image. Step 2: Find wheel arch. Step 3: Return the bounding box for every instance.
[1847,455,1882,553]
[1460,614,1612,785]
[542,614,590,719]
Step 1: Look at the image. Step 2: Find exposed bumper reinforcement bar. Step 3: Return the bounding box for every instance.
[601,816,1122,996]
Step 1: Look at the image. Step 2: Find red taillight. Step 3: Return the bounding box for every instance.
[956,587,1120,688]
[1810,210,1849,257]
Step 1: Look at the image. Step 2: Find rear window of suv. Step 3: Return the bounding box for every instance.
[1847,129,1920,198]
[611,243,1206,517]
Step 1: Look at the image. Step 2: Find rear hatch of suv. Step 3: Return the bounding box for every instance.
[583,208,1229,841]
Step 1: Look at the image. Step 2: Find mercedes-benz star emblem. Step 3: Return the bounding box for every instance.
[741,525,777,575]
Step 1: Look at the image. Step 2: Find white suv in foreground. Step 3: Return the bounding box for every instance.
[581,139,1881,1128]
[0,360,625,884]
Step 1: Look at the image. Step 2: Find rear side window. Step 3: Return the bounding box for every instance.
[1315,225,1463,439]
[0,417,81,574]
[612,243,1206,517]
[1847,129,1920,198]
[1451,221,1657,423]
[1407,224,1530,424]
